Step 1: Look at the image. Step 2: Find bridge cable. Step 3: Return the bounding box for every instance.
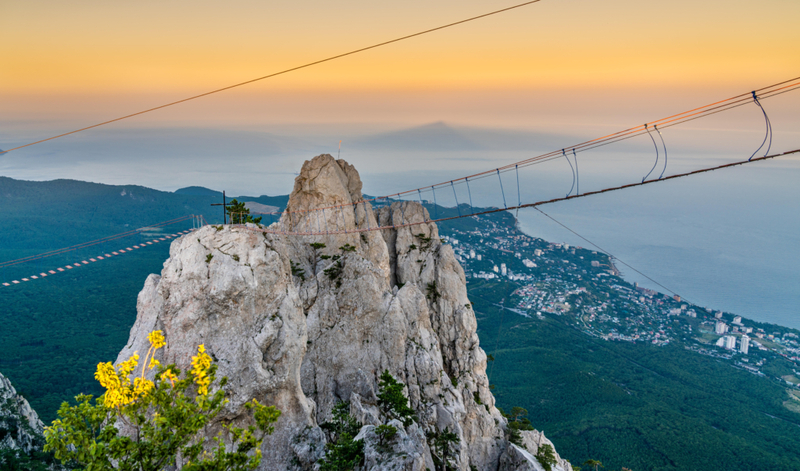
[749,91,773,161]
[532,206,687,302]
[641,124,660,182]
[572,148,579,195]
[497,169,508,209]
[654,125,668,179]
[562,149,576,197]
[451,181,462,217]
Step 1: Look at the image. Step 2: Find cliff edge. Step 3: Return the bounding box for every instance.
[117,154,572,471]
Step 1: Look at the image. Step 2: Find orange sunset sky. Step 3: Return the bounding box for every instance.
[2,0,798,132]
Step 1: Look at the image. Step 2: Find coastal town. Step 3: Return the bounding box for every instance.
[437,213,800,392]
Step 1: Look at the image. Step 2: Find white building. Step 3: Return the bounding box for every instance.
[493,265,499,273]
[715,337,726,347]
[725,336,737,350]
[522,259,537,268]
[733,316,743,325]
[534,249,543,256]
[740,335,750,354]
[469,249,476,259]
[591,261,600,267]
[476,254,482,261]
[715,322,729,335]
[715,312,723,319]
[500,263,507,276]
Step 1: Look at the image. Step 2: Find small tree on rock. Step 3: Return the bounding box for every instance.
[226,199,262,225]
[377,370,416,427]
[535,444,557,471]
[426,427,459,471]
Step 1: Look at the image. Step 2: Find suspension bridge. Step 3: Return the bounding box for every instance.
[2,76,798,290]
[0,0,797,292]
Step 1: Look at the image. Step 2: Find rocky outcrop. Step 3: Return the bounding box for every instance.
[0,371,45,454]
[118,154,570,471]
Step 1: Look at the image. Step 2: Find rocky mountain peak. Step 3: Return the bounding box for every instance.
[116,154,572,470]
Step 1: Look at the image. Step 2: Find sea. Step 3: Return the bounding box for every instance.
[362,149,800,331]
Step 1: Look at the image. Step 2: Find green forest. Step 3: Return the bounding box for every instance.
[469,279,800,470]
[2,177,800,471]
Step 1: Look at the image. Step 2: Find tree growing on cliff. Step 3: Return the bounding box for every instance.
[377,370,416,427]
[535,444,557,471]
[318,401,364,471]
[426,427,459,471]
[43,331,280,470]
[583,458,604,471]
[226,199,262,225]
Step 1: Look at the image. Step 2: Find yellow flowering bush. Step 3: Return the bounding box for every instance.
[43,331,281,470]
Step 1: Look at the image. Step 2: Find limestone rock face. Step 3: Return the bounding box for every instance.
[0,371,44,454]
[119,154,571,471]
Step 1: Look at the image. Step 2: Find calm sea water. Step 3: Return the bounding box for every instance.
[514,160,800,330]
[364,150,800,330]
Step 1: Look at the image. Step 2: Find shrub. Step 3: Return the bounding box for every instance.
[43,330,280,470]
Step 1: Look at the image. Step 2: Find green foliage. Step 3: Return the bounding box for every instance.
[290,260,306,281]
[471,281,800,471]
[43,357,280,470]
[318,435,364,471]
[535,444,557,471]
[426,427,459,471]
[409,244,417,250]
[339,244,356,253]
[206,254,214,263]
[374,424,397,449]
[318,402,364,471]
[320,401,361,443]
[324,260,343,288]
[414,233,433,251]
[310,242,327,272]
[0,447,56,471]
[377,370,416,427]
[426,281,440,303]
[583,459,603,471]
[473,391,482,405]
[225,199,262,225]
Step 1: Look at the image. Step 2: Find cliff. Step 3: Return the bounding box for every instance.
[0,371,45,456]
[116,154,572,470]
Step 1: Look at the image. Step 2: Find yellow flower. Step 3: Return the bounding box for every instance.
[191,344,212,396]
[94,362,120,390]
[149,358,161,369]
[147,330,166,349]
[160,368,178,385]
[133,377,155,398]
[118,353,139,377]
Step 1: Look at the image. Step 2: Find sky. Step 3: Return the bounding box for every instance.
[1,0,799,325]
[1,0,799,194]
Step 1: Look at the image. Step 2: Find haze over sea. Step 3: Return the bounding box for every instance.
[2,114,799,330]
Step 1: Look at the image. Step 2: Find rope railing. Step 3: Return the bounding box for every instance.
[223,148,799,237]
[220,78,800,235]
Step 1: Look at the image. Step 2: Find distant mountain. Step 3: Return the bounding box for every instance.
[0,177,290,260]
[353,121,481,152]
[174,186,222,197]
[351,121,581,154]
